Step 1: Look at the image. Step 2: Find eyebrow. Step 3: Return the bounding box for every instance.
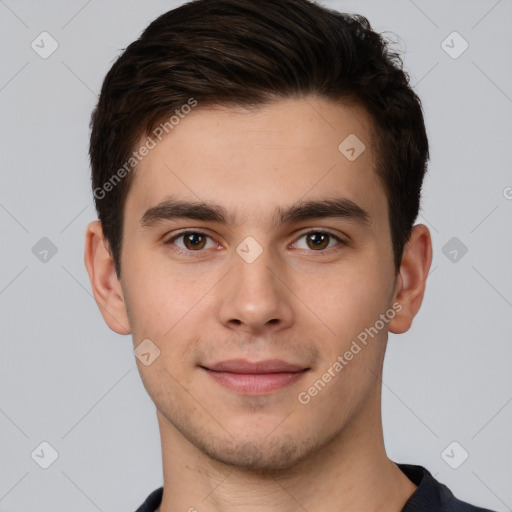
[139,195,371,230]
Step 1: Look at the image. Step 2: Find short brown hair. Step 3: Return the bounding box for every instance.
[89,0,429,278]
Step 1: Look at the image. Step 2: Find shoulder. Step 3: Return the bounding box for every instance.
[134,486,163,512]
[398,464,497,512]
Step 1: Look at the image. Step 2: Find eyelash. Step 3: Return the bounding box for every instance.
[164,230,346,258]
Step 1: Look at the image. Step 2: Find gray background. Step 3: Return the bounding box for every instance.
[0,0,511,510]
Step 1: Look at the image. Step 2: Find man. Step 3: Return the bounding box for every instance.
[84,0,497,510]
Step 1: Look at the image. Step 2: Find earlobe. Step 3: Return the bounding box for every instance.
[84,220,131,335]
[388,224,433,335]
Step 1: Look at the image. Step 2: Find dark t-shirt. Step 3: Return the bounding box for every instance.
[135,463,497,511]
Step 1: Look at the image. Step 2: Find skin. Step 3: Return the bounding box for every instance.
[85,96,432,512]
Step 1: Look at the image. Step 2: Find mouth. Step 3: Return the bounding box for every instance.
[200,359,310,395]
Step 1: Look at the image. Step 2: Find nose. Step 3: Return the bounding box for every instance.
[215,245,294,334]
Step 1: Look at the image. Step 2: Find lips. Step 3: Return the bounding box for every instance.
[203,359,308,374]
[201,359,310,394]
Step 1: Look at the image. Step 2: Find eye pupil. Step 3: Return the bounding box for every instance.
[307,233,329,250]
[184,233,206,250]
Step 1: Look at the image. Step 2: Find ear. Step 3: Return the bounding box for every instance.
[84,220,131,335]
[388,224,433,334]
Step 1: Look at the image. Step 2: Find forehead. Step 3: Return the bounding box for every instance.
[124,96,386,228]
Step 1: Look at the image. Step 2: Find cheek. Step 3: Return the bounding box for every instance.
[122,246,202,335]
[298,262,390,333]
[123,274,183,344]
[124,265,213,381]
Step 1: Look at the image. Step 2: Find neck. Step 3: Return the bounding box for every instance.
[154,388,416,512]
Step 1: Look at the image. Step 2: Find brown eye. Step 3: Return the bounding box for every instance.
[306,232,330,250]
[293,231,344,253]
[182,232,207,250]
[166,231,215,253]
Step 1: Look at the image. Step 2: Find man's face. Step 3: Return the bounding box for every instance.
[118,97,399,470]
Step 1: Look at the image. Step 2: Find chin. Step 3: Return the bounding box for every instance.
[195,431,322,474]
